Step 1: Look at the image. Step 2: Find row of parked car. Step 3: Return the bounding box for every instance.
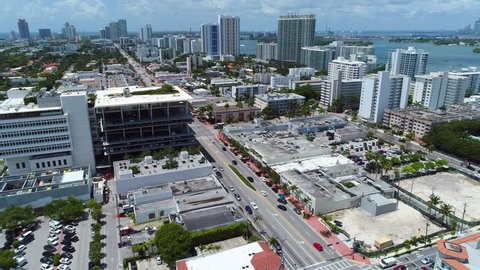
[5,221,39,269]
[40,219,79,270]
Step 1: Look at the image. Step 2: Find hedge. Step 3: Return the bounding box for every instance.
[228,165,256,191]
[191,222,250,247]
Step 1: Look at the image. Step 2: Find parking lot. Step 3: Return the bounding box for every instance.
[12,215,93,270]
[398,172,480,222]
[330,202,443,250]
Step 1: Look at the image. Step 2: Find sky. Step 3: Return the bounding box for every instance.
[1,0,480,33]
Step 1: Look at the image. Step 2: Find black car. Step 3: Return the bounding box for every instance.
[234,193,241,201]
[130,261,138,270]
[293,208,302,215]
[277,198,287,204]
[247,176,254,183]
[40,257,53,264]
[232,160,238,165]
[67,235,79,242]
[333,220,343,227]
[277,205,287,211]
[25,222,37,232]
[245,205,253,215]
[42,251,53,257]
[44,245,56,252]
[266,181,273,187]
[271,186,279,193]
[62,245,75,253]
[272,242,282,254]
[61,253,73,259]
[61,239,72,246]
[215,171,223,178]
[222,147,227,151]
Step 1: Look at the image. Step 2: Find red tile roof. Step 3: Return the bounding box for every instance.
[251,242,286,270]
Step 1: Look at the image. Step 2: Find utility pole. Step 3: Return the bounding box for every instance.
[424,219,429,246]
[459,203,467,235]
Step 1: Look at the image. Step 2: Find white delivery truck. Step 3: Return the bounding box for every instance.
[379,257,398,268]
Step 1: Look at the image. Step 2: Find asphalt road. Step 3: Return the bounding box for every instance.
[103,179,122,270]
[190,119,343,269]
[115,45,160,88]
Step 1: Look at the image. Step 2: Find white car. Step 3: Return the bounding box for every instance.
[230,186,235,191]
[64,225,76,231]
[58,265,70,270]
[220,167,224,171]
[48,239,58,245]
[49,229,61,235]
[250,202,258,210]
[421,257,433,264]
[41,263,54,270]
[14,245,26,254]
[156,256,163,265]
[48,235,59,242]
[260,190,267,196]
[60,258,71,265]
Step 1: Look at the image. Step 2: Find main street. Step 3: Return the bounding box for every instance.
[115,44,160,87]
[190,119,344,269]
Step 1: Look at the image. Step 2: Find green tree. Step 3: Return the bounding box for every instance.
[427,194,441,216]
[43,196,85,222]
[267,236,279,247]
[253,214,263,224]
[439,203,454,224]
[52,253,61,266]
[0,205,36,229]
[154,223,192,265]
[0,249,18,269]
[424,161,437,171]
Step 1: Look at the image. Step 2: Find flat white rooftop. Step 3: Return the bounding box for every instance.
[95,86,193,108]
[272,154,355,174]
[61,170,85,183]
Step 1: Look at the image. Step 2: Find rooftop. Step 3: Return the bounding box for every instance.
[0,166,90,198]
[175,186,233,213]
[385,106,480,123]
[436,232,480,270]
[94,85,192,108]
[255,93,305,101]
[181,206,237,231]
[176,241,284,270]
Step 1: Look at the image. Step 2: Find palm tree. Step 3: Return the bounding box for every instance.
[301,196,311,208]
[427,194,441,216]
[439,203,453,224]
[253,214,262,224]
[267,236,279,248]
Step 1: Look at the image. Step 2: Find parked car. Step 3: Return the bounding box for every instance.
[229,186,235,191]
[40,263,53,270]
[247,176,254,182]
[272,242,282,254]
[61,253,73,259]
[64,225,76,231]
[421,258,433,264]
[40,257,53,264]
[294,208,302,215]
[215,171,223,178]
[250,202,258,210]
[232,160,238,165]
[59,258,71,265]
[58,264,70,270]
[156,256,163,265]
[42,251,53,257]
[245,205,253,215]
[260,190,267,196]
[62,246,75,253]
[277,198,287,204]
[393,265,406,270]
[234,193,241,201]
[14,245,26,254]
[277,205,287,211]
[313,242,323,251]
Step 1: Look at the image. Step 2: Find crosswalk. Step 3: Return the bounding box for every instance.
[298,259,383,270]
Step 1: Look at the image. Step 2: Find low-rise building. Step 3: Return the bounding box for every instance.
[254,93,305,115]
[213,102,260,123]
[270,75,300,90]
[289,67,315,77]
[114,153,211,196]
[176,241,285,270]
[434,232,480,270]
[210,78,239,88]
[383,106,480,138]
[231,84,267,100]
[0,166,91,211]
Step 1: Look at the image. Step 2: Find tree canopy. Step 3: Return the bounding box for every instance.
[0,205,36,230]
[0,249,18,269]
[43,196,85,222]
[154,223,192,265]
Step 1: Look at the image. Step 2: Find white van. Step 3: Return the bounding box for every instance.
[380,257,398,268]
[16,256,27,267]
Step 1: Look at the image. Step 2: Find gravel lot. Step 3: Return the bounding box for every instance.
[331,202,443,250]
[398,172,480,222]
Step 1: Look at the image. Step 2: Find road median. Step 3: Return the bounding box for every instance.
[228,165,256,191]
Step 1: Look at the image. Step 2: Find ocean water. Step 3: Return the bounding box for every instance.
[240,39,480,72]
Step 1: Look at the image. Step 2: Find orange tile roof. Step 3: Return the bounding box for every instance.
[176,259,188,270]
[436,240,469,261]
[442,258,470,270]
[452,232,480,245]
[251,242,286,270]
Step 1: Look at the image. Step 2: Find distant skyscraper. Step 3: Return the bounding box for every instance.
[62,22,76,41]
[474,18,480,34]
[109,22,119,41]
[9,31,17,41]
[218,15,240,56]
[117,19,128,38]
[17,19,30,39]
[300,46,335,72]
[38,29,52,39]
[256,43,278,62]
[201,24,219,56]
[139,24,152,43]
[386,47,429,79]
[277,14,316,63]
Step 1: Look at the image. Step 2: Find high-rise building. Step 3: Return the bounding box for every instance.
[277,14,315,63]
[328,57,367,80]
[256,43,278,63]
[386,47,429,79]
[17,19,30,39]
[190,39,202,54]
[319,70,363,108]
[0,88,96,175]
[449,67,480,94]
[200,24,219,56]
[109,22,119,41]
[100,29,107,39]
[218,15,240,56]
[300,46,335,72]
[38,29,52,39]
[359,71,410,123]
[62,22,76,41]
[8,31,17,41]
[117,19,128,38]
[338,45,374,58]
[413,72,468,109]
[139,24,152,43]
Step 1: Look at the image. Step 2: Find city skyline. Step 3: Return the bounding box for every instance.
[1,0,480,33]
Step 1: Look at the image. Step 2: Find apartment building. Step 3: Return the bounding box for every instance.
[328,57,367,80]
[386,47,429,79]
[300,46,335,72]
[254,93,305,115]
[231,84,267,100]
[413,72,468,109]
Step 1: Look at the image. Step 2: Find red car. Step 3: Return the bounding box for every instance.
[393,265,406,270]
[313,242,323,251]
